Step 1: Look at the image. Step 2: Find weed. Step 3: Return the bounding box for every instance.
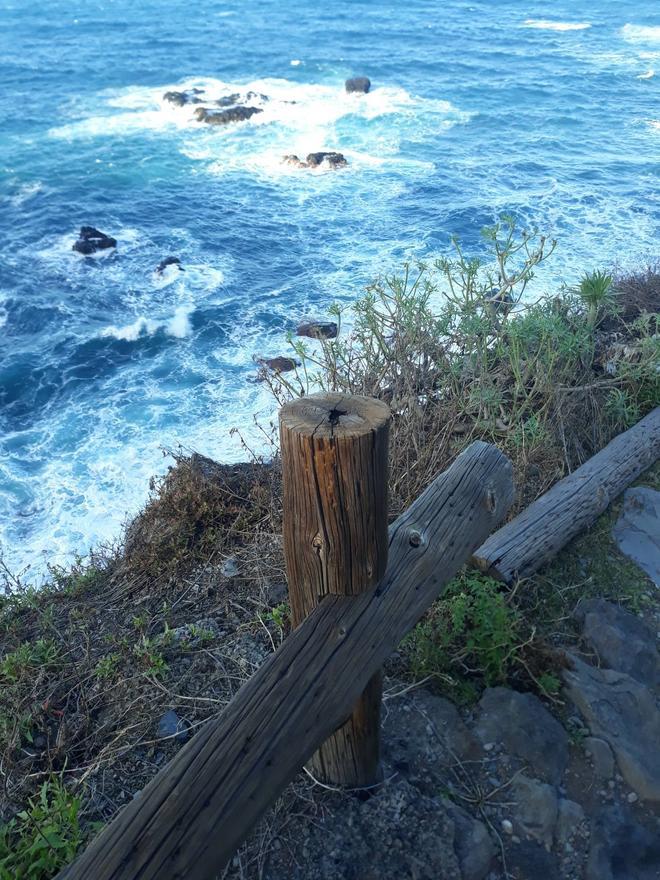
[0,778,87,880]
[402,572,521,695]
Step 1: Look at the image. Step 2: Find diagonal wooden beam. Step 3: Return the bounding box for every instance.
[57,440,513,880]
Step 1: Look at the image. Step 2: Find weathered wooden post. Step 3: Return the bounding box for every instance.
[279,392,390,786]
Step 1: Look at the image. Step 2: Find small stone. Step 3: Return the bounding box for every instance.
[585,736,615,780]
[483,742,495,752]
[157,710,188,742]
[627,792,639,804]
[220,557,239,578]
[501,819,513,834]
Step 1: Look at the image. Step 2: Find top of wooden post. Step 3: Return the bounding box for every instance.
[279,393,391,441]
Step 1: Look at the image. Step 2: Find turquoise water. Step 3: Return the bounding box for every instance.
[1,1,659,577]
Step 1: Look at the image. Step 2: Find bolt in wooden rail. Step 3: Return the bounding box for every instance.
[280,393,390,786]
[57,429,514,880]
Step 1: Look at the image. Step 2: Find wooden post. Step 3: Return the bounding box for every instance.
[279,392,390,787]
[56,441,514,880]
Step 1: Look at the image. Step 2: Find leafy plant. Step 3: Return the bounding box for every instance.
[0,779,86,880]
[403,572,521,691]
[576,270,616,326]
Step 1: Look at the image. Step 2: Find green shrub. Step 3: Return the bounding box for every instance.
[0,779,85,880]
[266,218,659,515]
[403,572,521,691]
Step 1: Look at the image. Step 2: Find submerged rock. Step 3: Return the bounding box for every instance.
[296,321,338,340]
[345,76,371,93]
[163,88,205,106]
[306,151,348,168]
[72,226,117,255]
[255,356,300,373]
[282,152,348,170]
[194,105,263,125]
[155,256,184,275]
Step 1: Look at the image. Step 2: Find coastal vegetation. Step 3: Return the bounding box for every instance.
[0,224,658,877]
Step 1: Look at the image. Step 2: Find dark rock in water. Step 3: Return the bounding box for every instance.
[156,256,184,275]
[215,91,268,107]
[282,154,308,169]
[163,89,205,107]
[474,687,569,784]
[574,598,660,691]
[283,152,348,170]
[72,226,117,255]
[484,287,514,313]
[296,321,338,340]
[306,151,348,168]
[345,76,371,93]
[157,710,188,741]
[255,356,300,373]
[612,487,660,586]
[194,105,263,125]
[586,804,660,880]
[215,92,241,107]
[563,654,660,801]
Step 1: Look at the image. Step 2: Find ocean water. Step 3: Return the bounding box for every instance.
[1,0,659,579]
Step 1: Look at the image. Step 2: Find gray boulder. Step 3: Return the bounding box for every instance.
[563,655,660,801]
[510,773,558,849]
[575,598,660,692]
[612,486,660,585]
[345,76,371,93]
[586,804,660,880]
[443,799,495,880]
[157,710,188,741]
[555,798,585,847]
[474,688,569,784]
[584,736,615,780]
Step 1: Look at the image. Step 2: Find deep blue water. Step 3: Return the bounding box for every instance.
[1,0,659,578]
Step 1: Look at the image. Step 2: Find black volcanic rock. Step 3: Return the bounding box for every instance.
[72,226,117,255]
[156,257,184,275]
[345,76,371,93]
[194,105,263,125]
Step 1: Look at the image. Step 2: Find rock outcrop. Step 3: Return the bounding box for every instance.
[255,356,299,373]
[563,655,660,801]
[194,106,263,125]
[72,226,117,255]
[155,256,183,275]
[612,487,660,585]
[282,152,348,169]
[473,687,569,783]
[163,88,205,107]
[345,76,371,93]
[296,321,338,340]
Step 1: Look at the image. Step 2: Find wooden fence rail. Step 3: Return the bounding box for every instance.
[473,405,660,584]
[57,407,513,880]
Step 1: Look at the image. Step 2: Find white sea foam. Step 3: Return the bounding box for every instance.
[522,19,591,31]
[637,69,655,79]
[48,76,472,168]
[101,303,194,340]
[622,24,660,44]
[7,181,45,206]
